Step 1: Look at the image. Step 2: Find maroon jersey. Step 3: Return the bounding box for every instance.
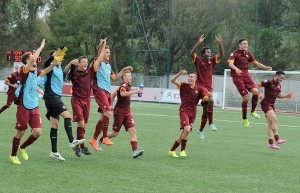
[192,53,218,91]
[71,67,93,98]
[259,79,281,105]
[228,49,256,77]
[6,71,19,95]
[114,82,131,115]
[179,82,207,115]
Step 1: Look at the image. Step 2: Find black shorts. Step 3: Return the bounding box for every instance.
[44,95,67,120]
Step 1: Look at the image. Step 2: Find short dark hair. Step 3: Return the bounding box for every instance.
[78,56,88,63]
[21,52,32,65]
[201,47,210,57]
[275,70,285,76]
[238,38,247,44]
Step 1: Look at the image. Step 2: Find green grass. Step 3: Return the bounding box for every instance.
[0,93,299,193]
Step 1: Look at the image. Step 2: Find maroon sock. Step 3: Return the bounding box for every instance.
[207,101,214,125]
[11,137,21,156]
[101,116,110,138]
[251,95,258,113]
[20,134,37,149]
[170,140,180,151]
[274,135,280,141]
[131,141,138,151]
[77,127,85,148]
[181,139,187,151]
[242,101,248,119]
[0,104,9,113]
[269,139,273,144]
[200,115,207,132]
[93,120,102,140]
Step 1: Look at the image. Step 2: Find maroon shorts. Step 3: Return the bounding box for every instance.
[71,97,91,123]
[7,93,16,105]
[94,89,112,113]
[15,105,42,130]
[261,103,275,114]
[232,76,257,96]
[179,111,195,130]
[112,114,135,132]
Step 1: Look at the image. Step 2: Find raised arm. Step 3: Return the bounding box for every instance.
[24,39,45,71]
[191,34,205,57]
[64,59,78,74]
[40,61,58,76]
[93,38,107,72]
[170,70,187,86]
[215,34,224,60]
[112,66,133,82]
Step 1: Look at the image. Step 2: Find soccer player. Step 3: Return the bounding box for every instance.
[168,70,212,158]
[9,39,56,165]
[89,38,133,151]
[228,38,272,127]
[43,47,85,161]
[191,34,224,139]
[97,70,144,158]
[258,71,293,149]
[0,65,20,114]
[64,56,94,157]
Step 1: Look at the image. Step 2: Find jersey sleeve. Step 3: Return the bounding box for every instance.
[176,82,183,89]
[228,51,236,63]
[248,52,256,63]
[258,79,270,88]
[198,86,208,100]
[43,55,54,69]
[192,53,200,64]
[119,84,127,93]
[110,70,116,79]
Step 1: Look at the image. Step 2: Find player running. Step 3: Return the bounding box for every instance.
[97,70,144,158]
[191,34,224,139]
[89,38,133,151]
[258,71,293,149]
[0,65,20,114]
[168,70,212,158]
[64,56,94,157]
[43,47,85,161]
[228,38,272,127]
[9,39,56,165]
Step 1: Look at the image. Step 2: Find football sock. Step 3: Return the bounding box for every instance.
[0,104,9,113]
[170,140,180,151]
[93,120,102,140]
[274,135,280,141]
[251,95,258,113]
[181,139,187,151]
[207,101,214,125]
[268,139,273,144]
[11,137,21,156]
[77,127,85,148]
[50,128,58,153]
[101,116,109,138]
[64,118,74,143]
[200,115,207,132]
[20,134,37,149]
[131,141,138,151]
[242,101,248,119]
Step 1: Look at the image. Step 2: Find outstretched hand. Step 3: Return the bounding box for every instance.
[123,66,133,71]
[198,34,205,44]
[179,70,187,75]
[215,34,222,44]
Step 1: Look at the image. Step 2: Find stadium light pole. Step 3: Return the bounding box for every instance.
[166,0,173,88]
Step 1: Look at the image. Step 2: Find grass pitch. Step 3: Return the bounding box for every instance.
[0,93,299,193]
